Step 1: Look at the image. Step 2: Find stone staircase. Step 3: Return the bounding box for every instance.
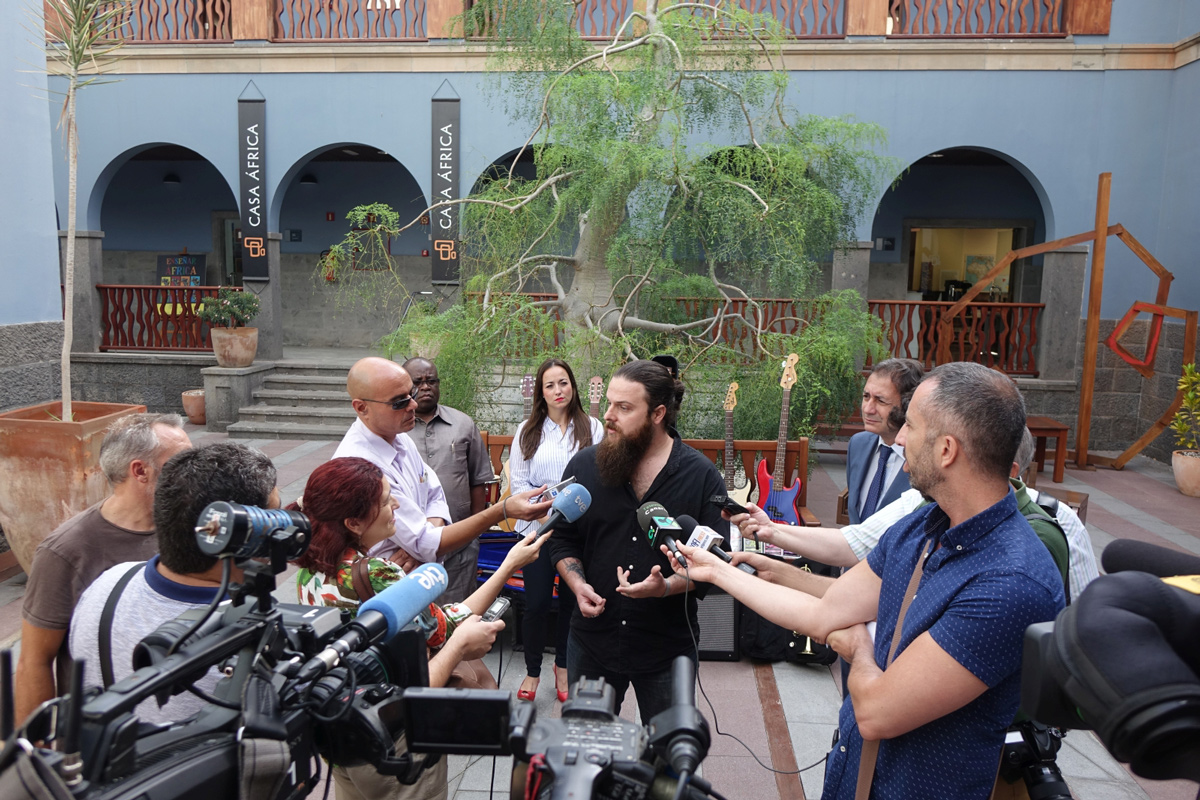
[226,362,356,440]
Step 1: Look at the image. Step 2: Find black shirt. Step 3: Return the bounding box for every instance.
[546,432,729,675]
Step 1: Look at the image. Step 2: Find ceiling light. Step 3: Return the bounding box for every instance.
[342,148,359,156]
[928,152,945,158]
[162,173,181,184]
[299,173,318,185]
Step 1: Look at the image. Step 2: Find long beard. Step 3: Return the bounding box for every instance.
[596,416,655,487]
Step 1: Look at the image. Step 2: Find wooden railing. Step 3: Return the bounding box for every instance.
[887,0,1064,37]
[108,0,233,42]
[870,300,1044,376]
[274,0,426,41]
[98,284,229,352]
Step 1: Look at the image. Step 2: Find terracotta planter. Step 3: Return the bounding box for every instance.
[0,401,145,573]
[181,389,206,425]
[210,326,258,368]
[1173,450,1200,498]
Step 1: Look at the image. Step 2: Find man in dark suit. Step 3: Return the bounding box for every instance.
[846,359,924,524]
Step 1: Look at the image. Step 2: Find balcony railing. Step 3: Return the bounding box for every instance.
[110,0,233,42]
[573,0,846,39]
[98,284,229,352]
[870,300,1044,376]
[275,0,427,41]
[887,0,1065,37]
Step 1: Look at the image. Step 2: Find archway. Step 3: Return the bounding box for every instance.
[869,147,1052,303]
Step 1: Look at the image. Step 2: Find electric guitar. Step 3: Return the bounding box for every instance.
[753,354,803,527]
[496,374,536,533]
[588,376,604,419]
[722,382,752,506]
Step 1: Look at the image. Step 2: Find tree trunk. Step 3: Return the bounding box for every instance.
[61,77,77,421]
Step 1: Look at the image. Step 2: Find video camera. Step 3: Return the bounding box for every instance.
[0,503,724,800]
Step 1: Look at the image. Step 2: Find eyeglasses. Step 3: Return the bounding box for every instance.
[358,395,415,411]
[411,378,440,387]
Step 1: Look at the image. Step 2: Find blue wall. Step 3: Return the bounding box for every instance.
[1078,0,1197,44]
[101,159,236,251]
[1,7,63,325]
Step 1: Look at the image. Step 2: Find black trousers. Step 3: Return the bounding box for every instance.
[521,543,574,678]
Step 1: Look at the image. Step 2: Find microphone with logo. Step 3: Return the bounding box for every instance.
[674,514,756,576]
[531,482,592,538]
[295,562,449,683]
[637,502,688,568]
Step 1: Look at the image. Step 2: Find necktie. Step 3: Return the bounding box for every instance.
[862,444,892,519]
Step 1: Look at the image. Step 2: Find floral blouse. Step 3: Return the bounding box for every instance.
[296,547,470,650]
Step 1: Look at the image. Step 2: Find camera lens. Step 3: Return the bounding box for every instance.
[195,501,311,559]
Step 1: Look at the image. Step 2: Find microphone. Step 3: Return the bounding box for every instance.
[1101,539,1200,578]
[533,483,592,537]
[637,501,688,568]
[295,562,449,683]
[675,515,756,575]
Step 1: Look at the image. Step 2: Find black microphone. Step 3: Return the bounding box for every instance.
[675,514,756,575]
[1101,539,1200,578]
[637,501,688,568]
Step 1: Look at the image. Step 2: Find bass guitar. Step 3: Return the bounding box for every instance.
[753,354,803,527]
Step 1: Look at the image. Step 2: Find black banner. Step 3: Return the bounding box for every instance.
[238,84,267,281]
[431,94,460,284]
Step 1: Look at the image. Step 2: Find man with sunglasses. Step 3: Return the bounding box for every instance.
[335,357,552,570]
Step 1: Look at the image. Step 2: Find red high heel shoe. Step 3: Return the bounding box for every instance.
[517,677,538,702]
[554,664,569,702]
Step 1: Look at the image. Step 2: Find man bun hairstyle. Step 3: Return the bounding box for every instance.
[154,442,277,575]
[613,360,685,428]
[870,358,925,432]
[99,413,185,484]
[924,362,1025,482]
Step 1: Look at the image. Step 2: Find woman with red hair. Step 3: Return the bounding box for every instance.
[290,457,546,800]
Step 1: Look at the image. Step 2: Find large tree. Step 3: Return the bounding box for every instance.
[324,0,895,435]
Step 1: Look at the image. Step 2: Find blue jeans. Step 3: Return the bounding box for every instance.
[565,632,695,724]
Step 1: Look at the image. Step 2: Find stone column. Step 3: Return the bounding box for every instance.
[58,230,104,353]
[831,241,873,306]
[246,232,284,360]
[1038,246,1087,382]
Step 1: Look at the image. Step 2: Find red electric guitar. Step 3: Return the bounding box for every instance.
[753,354,802,526]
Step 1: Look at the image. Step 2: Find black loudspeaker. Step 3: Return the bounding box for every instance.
[695,588,739,661]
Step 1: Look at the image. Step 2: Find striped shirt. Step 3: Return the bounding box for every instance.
[509,415,604,535]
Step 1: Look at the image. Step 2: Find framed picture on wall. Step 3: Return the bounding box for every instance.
[964,254,995,285]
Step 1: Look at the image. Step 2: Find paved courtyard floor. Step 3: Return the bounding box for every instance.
[1,420,1197,800]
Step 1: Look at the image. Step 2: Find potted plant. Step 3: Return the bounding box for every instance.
[198,286,261,368]
[1169,363,1200,497]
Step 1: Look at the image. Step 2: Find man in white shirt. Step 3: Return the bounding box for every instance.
[334,357,551,566]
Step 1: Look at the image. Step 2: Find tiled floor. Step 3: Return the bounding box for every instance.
[2,420,1197,799]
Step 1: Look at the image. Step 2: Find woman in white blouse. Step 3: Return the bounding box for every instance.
[511,358,605,702]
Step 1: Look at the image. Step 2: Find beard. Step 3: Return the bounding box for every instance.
[596,414,655,487]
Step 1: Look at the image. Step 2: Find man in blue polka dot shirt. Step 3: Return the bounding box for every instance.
[666,362,1065,799]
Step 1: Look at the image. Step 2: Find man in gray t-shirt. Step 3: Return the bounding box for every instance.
[69,442,277,724]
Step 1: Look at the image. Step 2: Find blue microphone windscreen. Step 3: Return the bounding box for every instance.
[358,562,449,637]
[552,482,592,522]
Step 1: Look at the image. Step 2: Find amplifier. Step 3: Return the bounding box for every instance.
[695,587,739,661]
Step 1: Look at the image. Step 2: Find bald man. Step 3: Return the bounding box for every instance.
[334,357,552,567]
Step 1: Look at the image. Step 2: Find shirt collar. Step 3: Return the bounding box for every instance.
[417,405,449,426]
[144,555,225,605]
[922,487,1020,552]
[355,418,408,462]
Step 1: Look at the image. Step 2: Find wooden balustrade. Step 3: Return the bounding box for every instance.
[886,0,1064,36]
[274,0,426,41]
[107,0,233,42]
[98,284,229,352]
[869,300,1044,376]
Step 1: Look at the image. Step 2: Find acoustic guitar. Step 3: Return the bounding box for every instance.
[588,376,604,419]
[753,354,803,527]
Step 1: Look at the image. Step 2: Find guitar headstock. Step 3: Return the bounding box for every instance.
[588,376,604,406]
[521,374,534,399]
[779,354,799,391]
[723,382,739,412]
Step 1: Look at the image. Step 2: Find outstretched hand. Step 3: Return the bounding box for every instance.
[661,541,725,584]
[615,564,669,599]
[502,531,550,572]
[730,502,779,545]
[507,486,555,520]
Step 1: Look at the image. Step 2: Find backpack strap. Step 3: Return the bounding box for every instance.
[1036,492,1061,518]
[351,558,376,602]
[99,562,146,689]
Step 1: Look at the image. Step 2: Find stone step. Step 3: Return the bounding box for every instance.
[262,374,347,389]
[253,388,347,408]
[271,360,363,378]
[236,404,356,427]
[225,420,351,441]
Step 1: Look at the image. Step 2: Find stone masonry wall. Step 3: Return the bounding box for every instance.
[70,352,215,415]
[0,321,64,412]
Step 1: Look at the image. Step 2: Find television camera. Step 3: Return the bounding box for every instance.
[0,503,724,800]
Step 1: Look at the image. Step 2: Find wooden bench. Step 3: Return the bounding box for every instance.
[480,432,819,527]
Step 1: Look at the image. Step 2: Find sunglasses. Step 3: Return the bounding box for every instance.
[358,395,415,411]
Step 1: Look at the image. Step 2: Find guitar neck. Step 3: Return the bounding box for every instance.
[773,388,790,487]
[523,399,532,419]
[724,409,736,490]
[591,401,599,419]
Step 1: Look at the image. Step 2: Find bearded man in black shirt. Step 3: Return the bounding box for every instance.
[546,360,728,723]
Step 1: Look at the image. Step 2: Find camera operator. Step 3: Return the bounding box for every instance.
[292,457,551,800]
[67,442,278,725]
[664,363,1066,799]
